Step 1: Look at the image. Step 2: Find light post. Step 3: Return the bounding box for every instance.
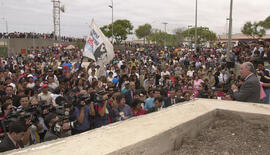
[109,0,114,43]
[227,0,233,57]
[2,17,8,56]
[225,18,229,39]
[194,0,198,53]
[188,25,192,41]
[162,22,168,46]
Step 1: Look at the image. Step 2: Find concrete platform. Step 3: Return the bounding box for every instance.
[4,99,270,155]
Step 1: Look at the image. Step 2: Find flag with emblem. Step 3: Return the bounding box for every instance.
[83,19,114,64]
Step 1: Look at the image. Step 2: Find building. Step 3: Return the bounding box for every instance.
[218,33,270,43]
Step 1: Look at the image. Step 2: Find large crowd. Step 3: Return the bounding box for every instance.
[0,32,81,42]
[0,41,269,152]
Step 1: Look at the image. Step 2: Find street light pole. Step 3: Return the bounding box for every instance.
[194,0,198,53]
[188,25,192,47]
[162,22,168,33]
[162,22,168,47]
[227,0,233,55]
[109,0,114,43]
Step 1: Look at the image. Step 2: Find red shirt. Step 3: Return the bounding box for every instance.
[132,108,147,117]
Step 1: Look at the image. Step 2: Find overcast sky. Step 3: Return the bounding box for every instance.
[1,0,269,39]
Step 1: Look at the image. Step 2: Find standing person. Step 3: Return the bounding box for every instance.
[257,63,270,104]
[231,62,260,103]
[124,81,136,107]
[72,97,95,135]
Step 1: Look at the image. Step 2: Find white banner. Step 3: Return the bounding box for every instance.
[83,19,114,67]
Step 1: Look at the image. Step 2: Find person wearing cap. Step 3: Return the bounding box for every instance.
[38,84,53,105]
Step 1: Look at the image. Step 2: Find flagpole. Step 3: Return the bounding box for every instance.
[79,55,84,72]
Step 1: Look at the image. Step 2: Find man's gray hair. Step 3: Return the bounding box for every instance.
[245,62,255,74]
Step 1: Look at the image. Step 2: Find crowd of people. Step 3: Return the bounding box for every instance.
[0,41,269,152]
[0,32,80,42]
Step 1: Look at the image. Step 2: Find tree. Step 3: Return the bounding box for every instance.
[183,27,217,43]
[260,16,270,29]
[173,27,186,43]
[100,19,133,44]
[135,24,152,45]
[148,30,176,46]
[241,21,266,39]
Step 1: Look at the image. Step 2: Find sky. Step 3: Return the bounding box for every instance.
[0,0,269,40]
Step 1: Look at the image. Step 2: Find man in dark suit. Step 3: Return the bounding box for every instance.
[4,85,20,107]
[0,121,26,152]
[124,81,136,107]
[231,62,260,103]
[164,90,183,107]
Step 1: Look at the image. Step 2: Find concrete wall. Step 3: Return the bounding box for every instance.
[0,39,75,56]
[3,99,270,155]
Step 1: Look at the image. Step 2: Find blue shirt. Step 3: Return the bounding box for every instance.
[62,62,72,69]
[144,97,155,110]
[73,106,90,131]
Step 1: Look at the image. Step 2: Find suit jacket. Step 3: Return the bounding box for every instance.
[0,134,23,152]
[164,97,184,108]
[233,74,260,103]
[124,90,134,107]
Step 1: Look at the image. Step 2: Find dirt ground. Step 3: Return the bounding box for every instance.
[166,117,270,155]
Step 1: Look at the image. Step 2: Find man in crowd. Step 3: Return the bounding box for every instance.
[0,121,26,152]
[231,62,260,103]
[44,113,70,142]
[257,63,270,104]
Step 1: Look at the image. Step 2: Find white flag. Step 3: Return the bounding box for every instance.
[83,19,114,65]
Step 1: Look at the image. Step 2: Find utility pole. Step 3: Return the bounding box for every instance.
[2,17,8,56]
[52,0,61,39]
[188,25,192,48]
[227,0,233,57]
[162,22,168,47]
[109,0,114,43]
[162,22,168,33]
[194,0,198,53]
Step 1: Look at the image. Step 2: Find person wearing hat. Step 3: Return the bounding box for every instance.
[38,84,53,105]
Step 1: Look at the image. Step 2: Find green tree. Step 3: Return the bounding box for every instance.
[260,16,270,29]
[241,21,266,39]
[75,39,85,50]
[173,27,186,44]
[148,30,176,46]
[135,24,152,45]
[183,27,217,43]
[100,19,133,44]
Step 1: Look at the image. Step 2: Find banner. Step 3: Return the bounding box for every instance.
[83,19,114,71]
